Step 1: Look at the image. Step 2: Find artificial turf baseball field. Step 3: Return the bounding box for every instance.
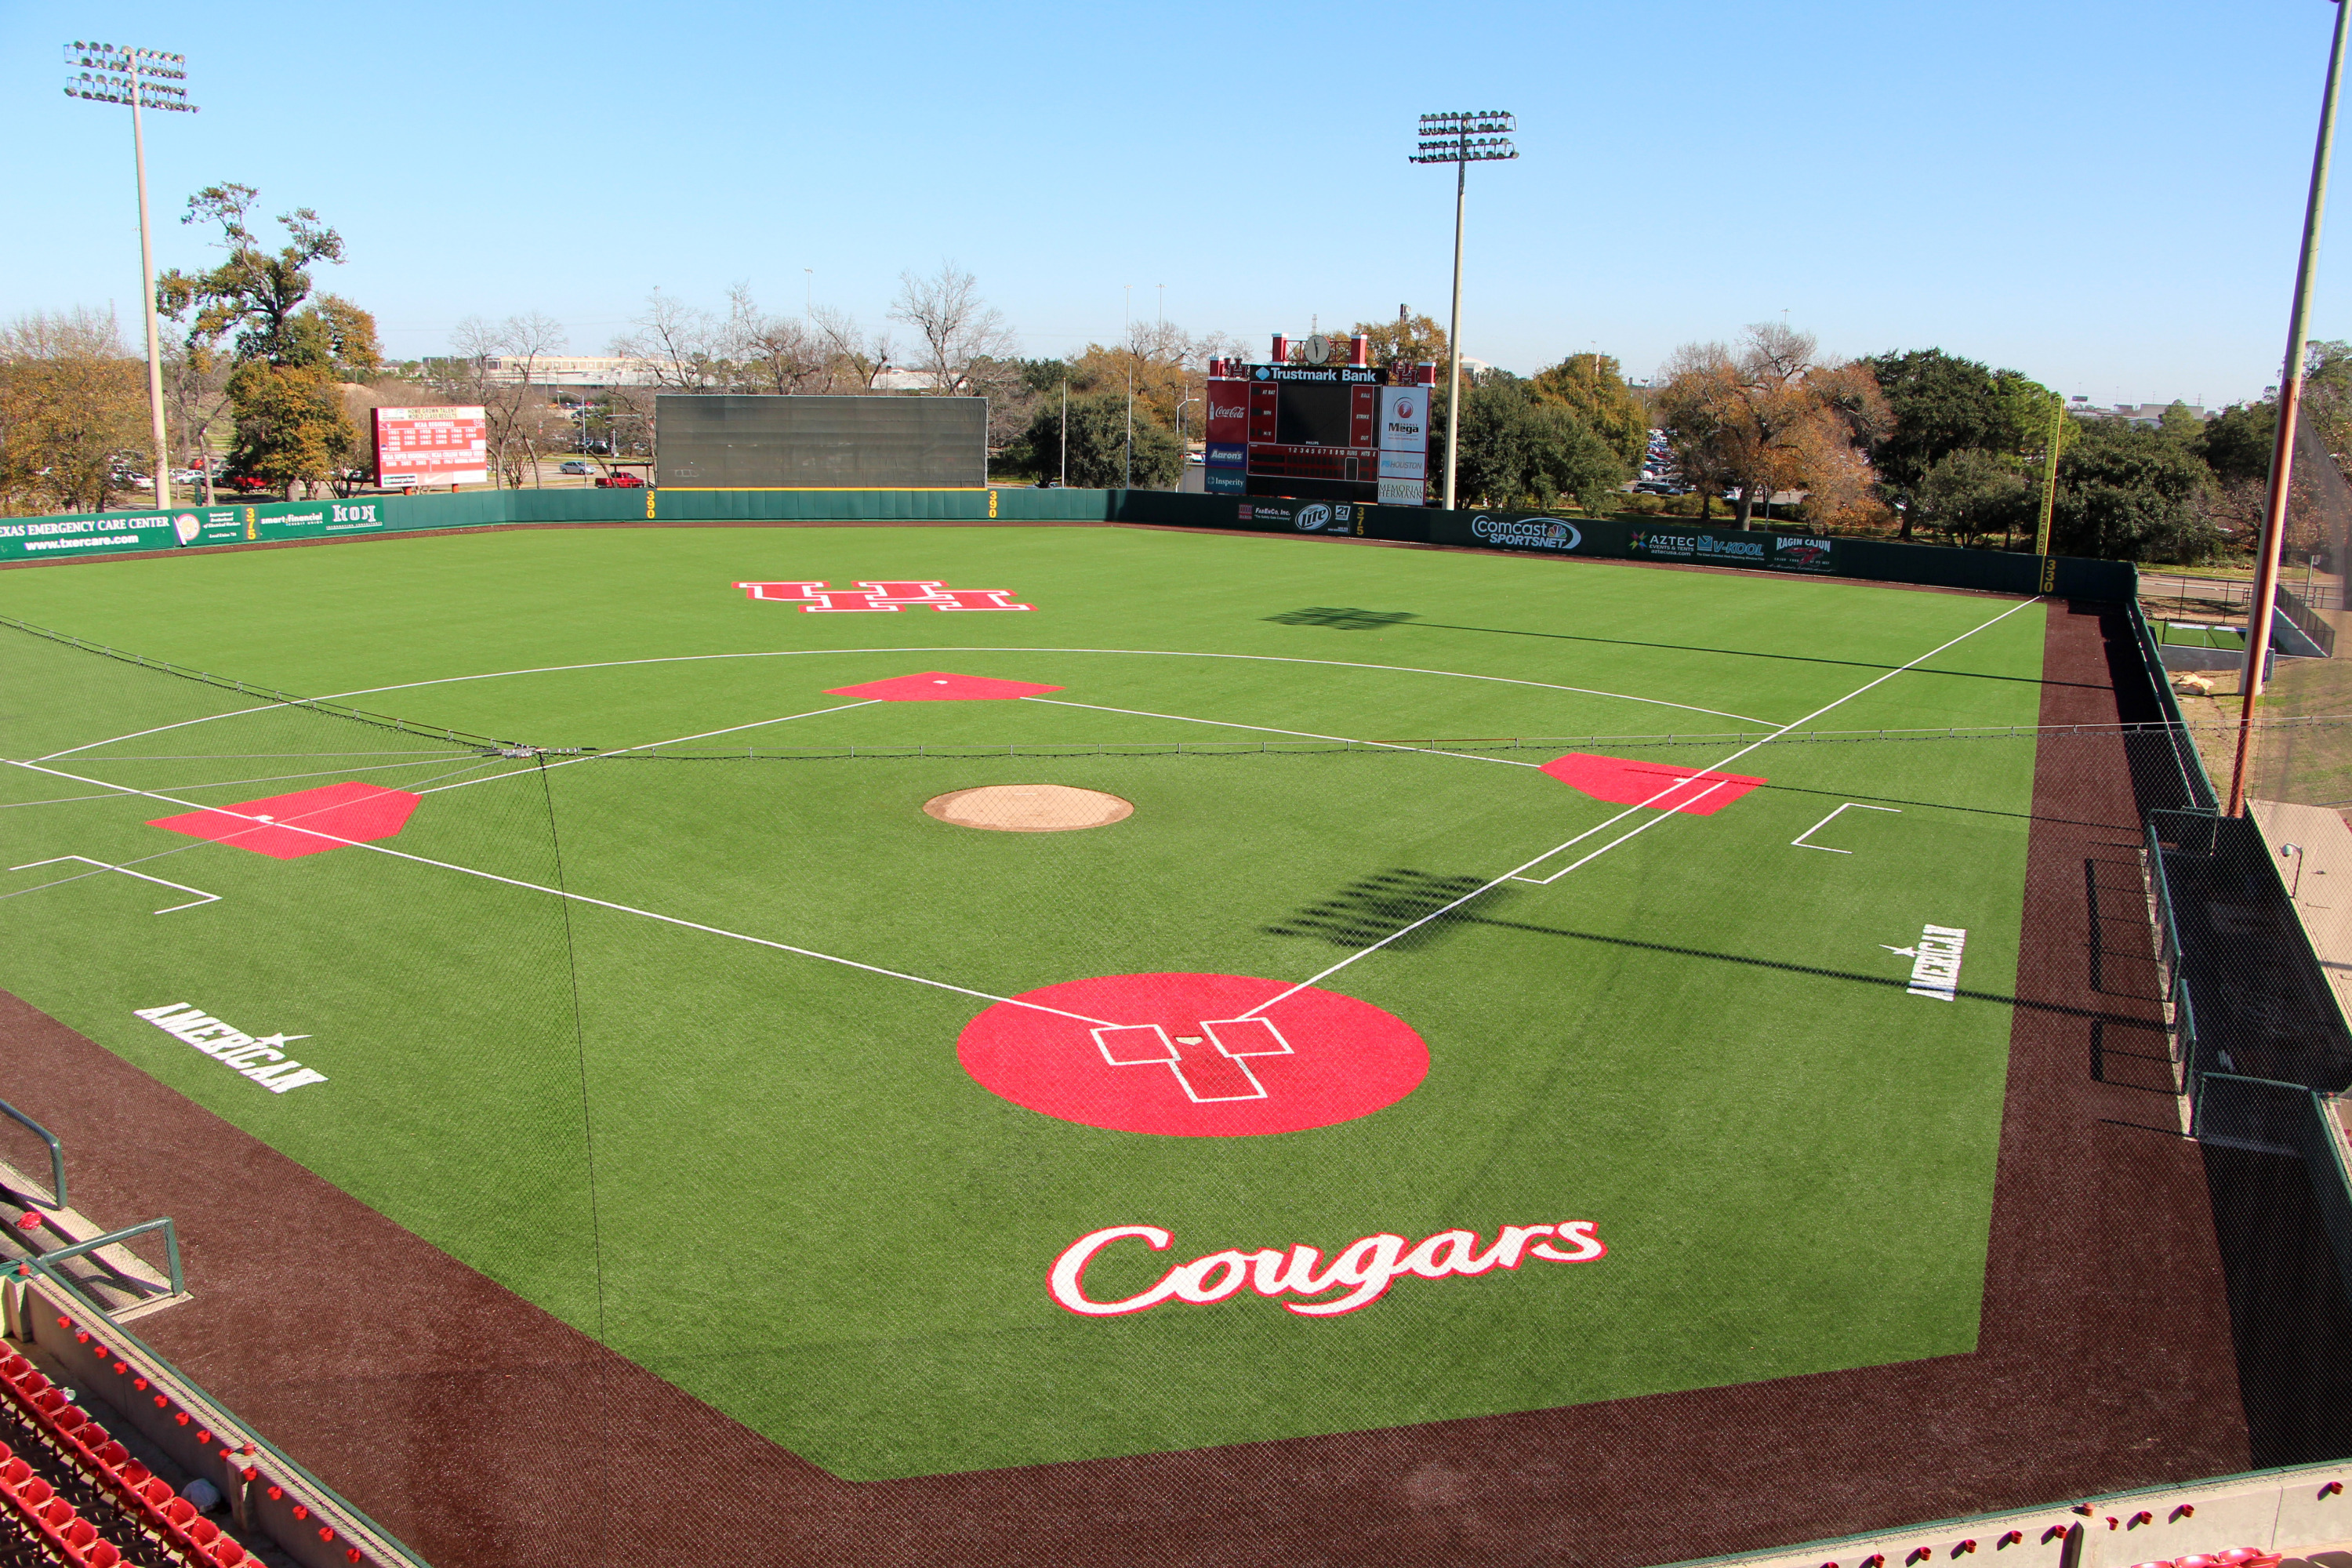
[0,522,2048,1483]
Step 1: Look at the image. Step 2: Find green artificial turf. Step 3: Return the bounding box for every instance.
[0,524,2045,1477]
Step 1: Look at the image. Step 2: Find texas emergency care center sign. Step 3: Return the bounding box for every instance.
[373,405,488,488]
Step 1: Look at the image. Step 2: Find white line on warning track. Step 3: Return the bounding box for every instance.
[1,756,1123,1030]
[1235,595,2045,1021]
[1024,698,1546,768]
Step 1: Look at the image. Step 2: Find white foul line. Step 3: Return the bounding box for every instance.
[1791,803,1902,855]
[1,756,1120,1029]
[414,699,882,795]
[1024,698,1545,768]
[1235,595,2044,1020]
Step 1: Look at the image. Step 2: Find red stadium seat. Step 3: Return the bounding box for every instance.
[16,1370,49,1396]
[118,1461,149,1486]
[52,1403,86,1432]
[94,1442,126,1470]
[37,1494,71,1527]
[0,1353,28,1377]
[18,1477,53,1507]
[0,1457,27,1486]
[188,1516,220,1546]
[137,1478,171,1509]
[212,1543,246,1566]
[63,1518,96,1549]
[163,1496,195,1526]
[87,1545,122,1568]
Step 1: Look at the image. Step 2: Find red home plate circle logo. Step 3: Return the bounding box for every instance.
[957,972,1428,1137]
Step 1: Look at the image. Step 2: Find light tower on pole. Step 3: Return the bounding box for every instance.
[64,42,200,513]
[1412,110,1515,512]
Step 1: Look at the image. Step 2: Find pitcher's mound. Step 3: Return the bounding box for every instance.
[924,785,1133,833]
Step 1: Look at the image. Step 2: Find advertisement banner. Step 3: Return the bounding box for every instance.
[1234,499,1362,535]
[1203,468,1247,495]
[1465,514,1588,553]
[1377,477,1426,506]
[1205,441,1247,468]
[1377,387,1428,453]
[1627,528,1773,567]
[1376,450,1425,480]
[1769,534,1837,573]
[373,406,488,488]
[0,510,198,561]
[1203,379,1249,445]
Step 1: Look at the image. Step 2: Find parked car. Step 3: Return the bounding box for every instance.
[596,471,646,488]
[1632,479,1686,496]
[559,461,589,474]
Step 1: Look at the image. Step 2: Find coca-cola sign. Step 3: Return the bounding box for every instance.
[1050,1218,1608,1318]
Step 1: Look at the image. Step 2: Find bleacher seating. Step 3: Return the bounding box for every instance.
[0,1345,256,1566]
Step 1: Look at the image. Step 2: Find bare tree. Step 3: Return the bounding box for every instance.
[888,262,1017,396]
[0,307,147,514]
[809,305,895,391]
[724,284,829,395]
[610,291,720,391]
[441,313,569,488]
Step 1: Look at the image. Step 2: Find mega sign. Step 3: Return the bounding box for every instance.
[373,405,488,488]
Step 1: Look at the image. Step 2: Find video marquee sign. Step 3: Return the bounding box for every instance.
[373,405,488,489]
[1204,338,1436,506]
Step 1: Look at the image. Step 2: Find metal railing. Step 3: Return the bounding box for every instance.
[0,1100,64,1211]
[12,1259,429,1566]
[28,1217,183,1299]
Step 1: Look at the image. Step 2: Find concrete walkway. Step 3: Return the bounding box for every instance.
[2250,798,2352,1032]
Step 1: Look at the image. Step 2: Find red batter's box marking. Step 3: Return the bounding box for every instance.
[825,671,1065,702]
[960,972,1427,1137]
[1539,753,1766,816]
[147,782,420,860]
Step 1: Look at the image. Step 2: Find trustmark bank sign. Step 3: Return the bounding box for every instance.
[1203,334,1436,506]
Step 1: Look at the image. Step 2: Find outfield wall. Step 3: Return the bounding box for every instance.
[0,486,2139,601]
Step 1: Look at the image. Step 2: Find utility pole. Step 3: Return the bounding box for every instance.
[64,42,199,511]
[2229,0,2352,817]
[1412,111,1517,511]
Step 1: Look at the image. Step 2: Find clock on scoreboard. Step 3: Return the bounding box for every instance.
[1203,334,1436,505]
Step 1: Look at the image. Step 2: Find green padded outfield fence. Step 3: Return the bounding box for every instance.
[1,486,2140,600]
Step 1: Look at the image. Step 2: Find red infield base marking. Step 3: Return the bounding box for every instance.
[959,972,1428,1137]
[147,782,421,860]
[824,671,1065,702]
[1540,753,1766,816]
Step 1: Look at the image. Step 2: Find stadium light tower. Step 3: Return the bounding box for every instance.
[2229,0,2352,817]
[1412,110,1516,511]
[64,42,200,513]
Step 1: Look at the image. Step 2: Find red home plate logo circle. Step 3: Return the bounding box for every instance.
[957,972,1428,1137]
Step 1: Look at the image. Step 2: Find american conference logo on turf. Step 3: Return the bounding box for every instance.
[132,1004,327,1094]
[1883,925,1969,1001]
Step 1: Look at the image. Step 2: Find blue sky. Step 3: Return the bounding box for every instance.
[5,0,2347,407]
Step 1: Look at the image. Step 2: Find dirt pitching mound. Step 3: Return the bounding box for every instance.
[924,784,1134,833]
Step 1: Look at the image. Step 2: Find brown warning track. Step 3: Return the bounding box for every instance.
[0,597,2290,1567]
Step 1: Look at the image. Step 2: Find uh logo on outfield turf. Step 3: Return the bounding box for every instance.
[735,580,1032,612]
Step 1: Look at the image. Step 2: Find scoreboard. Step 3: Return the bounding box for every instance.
[372,406,488,489]
[1204,336,1435,505]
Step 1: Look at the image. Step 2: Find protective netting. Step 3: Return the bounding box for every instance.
[5,619,2351,1563]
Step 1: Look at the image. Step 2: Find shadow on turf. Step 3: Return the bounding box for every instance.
[1263,607,2109,690]
[1266,870,2172,1030]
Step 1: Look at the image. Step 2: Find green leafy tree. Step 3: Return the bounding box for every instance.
[1857,348,2049,538]
[162,183,368,496]
[1009,391,1181,488]
[1916,448,2031,547]
[2157,401,2205,444]
[2198,401,2276,485]
[1529,351,1650,470]
[1432,372,1625,512]
[2051,417,2219,563]
[1350,312,1449,375]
